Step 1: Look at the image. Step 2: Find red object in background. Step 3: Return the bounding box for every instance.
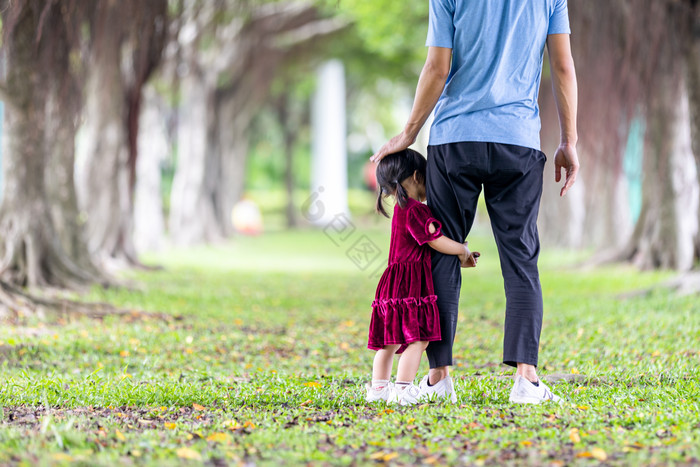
[231,199,263,236]
[364,160,378,191]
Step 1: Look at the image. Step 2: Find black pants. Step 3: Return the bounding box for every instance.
[425,142,546,368]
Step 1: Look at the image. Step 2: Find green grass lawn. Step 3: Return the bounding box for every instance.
[0,223,698,466]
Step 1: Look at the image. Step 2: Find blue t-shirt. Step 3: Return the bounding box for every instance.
[426,0,570,151]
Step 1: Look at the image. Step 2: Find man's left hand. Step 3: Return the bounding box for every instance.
[369,131,415,163]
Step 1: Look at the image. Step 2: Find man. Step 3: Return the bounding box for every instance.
[371,0,579,404]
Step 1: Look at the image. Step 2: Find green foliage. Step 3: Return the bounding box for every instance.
[320,0,428,68]
[0,225,698,465]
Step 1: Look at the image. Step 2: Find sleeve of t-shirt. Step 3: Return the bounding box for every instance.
[406,203,443,245]
[425,0,455,48]
[548,0,571,35]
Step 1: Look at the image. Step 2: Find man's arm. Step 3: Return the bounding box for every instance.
[370,47,452,163]
[547,33,580,197]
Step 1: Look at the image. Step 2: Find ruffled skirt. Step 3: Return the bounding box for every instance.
[367,259,442,353]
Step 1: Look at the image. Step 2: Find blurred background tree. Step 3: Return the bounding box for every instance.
[1,0,700,316]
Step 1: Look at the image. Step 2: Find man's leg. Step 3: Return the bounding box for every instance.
[426,143,484,383]
[482,144,546,374]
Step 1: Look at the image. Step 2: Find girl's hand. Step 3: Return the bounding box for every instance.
[462,251,480,268]
[460,242,479,268]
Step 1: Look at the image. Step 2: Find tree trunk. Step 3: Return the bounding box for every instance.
[619,77,698,270]
[0,3,94,289]
[283,122,298,229]
[169,73,223,245]
[133,86,168,254]
[44,87,106,281]
[216,88,253,235]
[273,91,300,229]
[75,0,167,267]
[687,12,700,259]
[166,2,346,244]
[77,9,138,268]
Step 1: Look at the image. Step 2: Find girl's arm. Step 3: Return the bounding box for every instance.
[425,222,478,267]
[428,235,467,257]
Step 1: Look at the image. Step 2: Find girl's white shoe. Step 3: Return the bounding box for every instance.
[365,382,397,403]
[396,384,422,406]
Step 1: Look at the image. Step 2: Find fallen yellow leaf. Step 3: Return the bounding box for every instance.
[192,403,205,411]
[176,447,202,460]
[206,432,229,443]
[569,428,581,443]
[243,420,256,429]
[51,453,74,462]
[382,452,399,461]
[119,350,130,357]
[576,451,593,458]
[303,381,322,388]
[591,447,608,461]
[520,440,533,446]
[571,367,580,374]
[577,405,589,410]
[164,422,177,430]
[115,430,126,441]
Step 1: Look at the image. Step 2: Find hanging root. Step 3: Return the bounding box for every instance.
[0,280,173,323]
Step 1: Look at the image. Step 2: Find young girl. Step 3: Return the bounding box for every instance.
[367,149,479,406]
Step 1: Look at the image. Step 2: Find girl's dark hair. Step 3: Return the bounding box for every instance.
[375,148,427,218]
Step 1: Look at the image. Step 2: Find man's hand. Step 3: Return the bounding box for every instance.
[369,131,415,164]
[554,143,579,197]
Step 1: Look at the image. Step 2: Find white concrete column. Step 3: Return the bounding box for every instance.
[309,59,348,225]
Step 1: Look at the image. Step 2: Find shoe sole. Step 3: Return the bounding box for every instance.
[509,394,542,404]
[509,394,561,404]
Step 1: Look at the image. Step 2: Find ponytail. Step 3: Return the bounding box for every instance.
[393,180,409,209]
[376,187,390,218]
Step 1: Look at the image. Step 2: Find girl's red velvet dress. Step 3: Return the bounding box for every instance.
[368,197,443,353]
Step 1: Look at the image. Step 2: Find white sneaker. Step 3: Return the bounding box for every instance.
[396,384,422,406]
[418,375,458,403]
[509,375,561,404]
[366,382,397,403]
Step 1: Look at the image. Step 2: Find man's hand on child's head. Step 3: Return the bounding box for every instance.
[370,131,415,163]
